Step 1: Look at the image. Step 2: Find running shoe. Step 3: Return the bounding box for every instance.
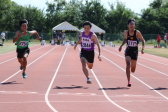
[22,73,27,79]
[127,82,131,87]
[87,78,92,84]
[20,66,23,70]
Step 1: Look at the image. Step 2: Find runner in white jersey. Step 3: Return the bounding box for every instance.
[74,21,101,84]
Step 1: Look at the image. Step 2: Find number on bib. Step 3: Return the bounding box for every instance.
[19,41,28,47]
[127,40,137,47]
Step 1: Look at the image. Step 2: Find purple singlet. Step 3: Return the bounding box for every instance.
[81,31,95,51]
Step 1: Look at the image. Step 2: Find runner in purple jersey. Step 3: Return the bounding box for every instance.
[74,21,101,84]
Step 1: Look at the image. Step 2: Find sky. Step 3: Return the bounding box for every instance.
[12,0,152,14]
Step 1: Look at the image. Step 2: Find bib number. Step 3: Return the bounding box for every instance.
[128,40,137,47]
[19,41,28,47]
[81,37,92,49]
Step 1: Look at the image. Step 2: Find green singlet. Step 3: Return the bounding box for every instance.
[16,31,30,49]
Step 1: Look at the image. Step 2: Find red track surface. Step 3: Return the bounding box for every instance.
[0,44,167,112]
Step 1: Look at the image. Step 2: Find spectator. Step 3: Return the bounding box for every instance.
[53,31,57,45]
[156,34,162,47]
[1,30,5,46]
[40,34,43,42]
[164,33,167,44]
[61,32,66,44]
[100,33,104,41]
[166,33,168,46]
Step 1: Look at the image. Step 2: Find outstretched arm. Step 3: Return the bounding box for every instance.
[30,30,40,40]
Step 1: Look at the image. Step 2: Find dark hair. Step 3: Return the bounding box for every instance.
[127,18,136,25]
[82,21,92,28]
[19,19,28,27]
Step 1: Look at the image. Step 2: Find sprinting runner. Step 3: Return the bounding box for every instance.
[74,21,101,84]
[13,19,40,78]
[119,18,145,87]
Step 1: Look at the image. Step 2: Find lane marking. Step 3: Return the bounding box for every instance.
[0,45,49,65]
[45,45,68,112]
[0,46,57,84]
[94,50,168,100]
[103,48,168,77]
[0,91,37,94]
[91,69,131,112]
[112,48,168,66]
[77,47,130,112]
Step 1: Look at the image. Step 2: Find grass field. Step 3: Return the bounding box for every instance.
[143,48,168,58]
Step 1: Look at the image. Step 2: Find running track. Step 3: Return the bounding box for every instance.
[0,44,167,112]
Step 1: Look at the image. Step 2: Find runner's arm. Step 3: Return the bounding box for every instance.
[119,31,127,52]
[74,37,82,50]
[30,30,40,40]
[13,31,23,43]
[137,30,145,50]
[92,34,101,58]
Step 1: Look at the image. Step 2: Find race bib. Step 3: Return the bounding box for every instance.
[127,40,137,47]
[81,37,92,49]
[19,41,28,47]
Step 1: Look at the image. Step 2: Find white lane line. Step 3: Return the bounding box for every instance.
[91,69,131,112]
[77,47,130,112]
[0,45,49,65]
[95,50,168,100]
[111,48,168,66]
[0,44,40,56]
[0,46,57,84]
[103,48,168,77]
[45,46,68,112]
[107,46,168,60]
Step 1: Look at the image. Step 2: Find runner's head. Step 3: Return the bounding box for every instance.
[127,18,136,30]
[83,21,92,33]
[19,19,28,32]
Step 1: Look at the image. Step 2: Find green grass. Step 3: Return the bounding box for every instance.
[0,39,43,54]
[143,48,168,58]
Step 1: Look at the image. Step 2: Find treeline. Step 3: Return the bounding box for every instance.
[0,0,168,34]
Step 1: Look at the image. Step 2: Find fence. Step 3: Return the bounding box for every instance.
[5,32,164,42]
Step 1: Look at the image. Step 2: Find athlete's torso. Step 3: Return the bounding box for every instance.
[126,30,138,50]
[17,31,30,49]
[81,31,94,51]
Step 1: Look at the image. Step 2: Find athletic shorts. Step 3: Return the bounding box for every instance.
[16,47,30,58]
[2,39,5,42]
[125,47,138,60]
[62,37,65,39]
[80,49,94,63]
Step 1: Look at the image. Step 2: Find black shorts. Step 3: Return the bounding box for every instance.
[80,49,94,63]
[2,39,5,42]
[125,47,138,60]
[16,47,30,58]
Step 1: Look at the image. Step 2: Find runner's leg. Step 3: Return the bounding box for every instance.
[125,56,131,82]
[81,57,89,79]
[131,59,137,73]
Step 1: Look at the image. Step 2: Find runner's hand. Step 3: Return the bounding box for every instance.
[118,46,122,52]
[74,45,77,50]
[141,49,144,54]
[98,55,102,61]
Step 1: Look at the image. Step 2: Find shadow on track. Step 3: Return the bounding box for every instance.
[151,87,168,90]
[0,81,23,85]
[99,87,130,90]
[53,85,89,89]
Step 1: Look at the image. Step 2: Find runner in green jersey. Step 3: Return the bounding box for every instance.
[13,19,40,78]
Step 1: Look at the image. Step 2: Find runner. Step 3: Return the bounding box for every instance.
[13,19,40,78]
[74,21,101,84]
[118,18,145,87]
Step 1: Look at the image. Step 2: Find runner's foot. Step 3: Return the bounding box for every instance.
[22,73,27,79]
[87,78,92,84]
[127,82,131,87]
